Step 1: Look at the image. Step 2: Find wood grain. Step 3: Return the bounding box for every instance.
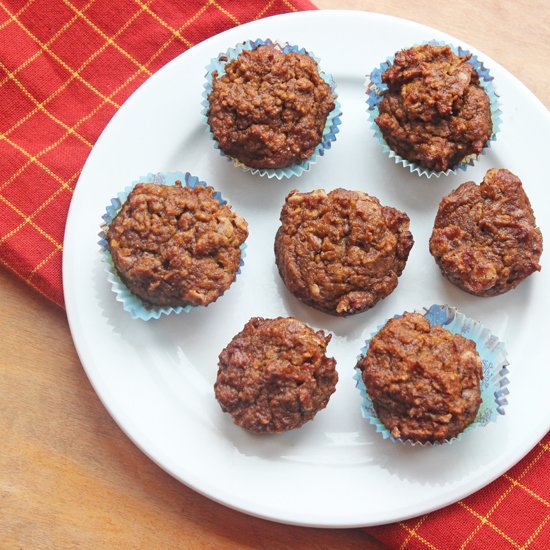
[1,2,549,549]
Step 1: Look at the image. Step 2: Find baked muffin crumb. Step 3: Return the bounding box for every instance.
[207,45,335,169]
[357,312,483,443]
[107,181,248,307]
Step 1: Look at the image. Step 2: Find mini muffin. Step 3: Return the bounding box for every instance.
[207,44,335,169]
[214,317,338,433]
[375,44,493,172]
[357,312,483,443]
[430,168,543,296]
[106,181,248,307]
[275,188,414,316]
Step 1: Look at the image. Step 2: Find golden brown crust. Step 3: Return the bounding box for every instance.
[214,317,338,433]
[207,45,335,169]
[357,312,483,443]
[107,182,248,307]
[375,44,492,172]
[274,188,414,316]
[429,169,543,296]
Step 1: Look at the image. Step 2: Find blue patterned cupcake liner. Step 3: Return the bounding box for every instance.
[366,40,502,178]
[354,304,509,445]
[98,171,247,321]
[202,38,342,180]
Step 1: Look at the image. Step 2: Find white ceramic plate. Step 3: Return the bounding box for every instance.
[63,11,550,527]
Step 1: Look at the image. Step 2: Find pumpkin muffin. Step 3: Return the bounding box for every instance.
[375,44,493,172]
[430,168,543,296]
[215,317,338,433]
[275,188,413,316]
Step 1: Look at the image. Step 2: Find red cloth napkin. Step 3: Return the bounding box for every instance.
[0,1,548,548]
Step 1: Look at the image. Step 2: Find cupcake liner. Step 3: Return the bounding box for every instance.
[354,304,509,445]
[202,38,342,180]
[366,40,502,178]
[98,171,247,321]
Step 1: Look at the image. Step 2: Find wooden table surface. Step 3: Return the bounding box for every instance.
[1,1,548,548]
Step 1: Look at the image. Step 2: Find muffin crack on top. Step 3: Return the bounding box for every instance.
[275,188,414,316]
[357,312,483,443]
[214,317,338,433]
[107,181,248,308]
[207,45,335,169]
[375,44,493,172]
[430,168,543,296]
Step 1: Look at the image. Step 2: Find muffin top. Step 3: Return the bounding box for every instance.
[207,45,335,169]
[430,168,543,296]
[375,44,492,172]
[214,316,338,433]
[107,182,248,307]
[357,312,483,443]
[275,188,414,316]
